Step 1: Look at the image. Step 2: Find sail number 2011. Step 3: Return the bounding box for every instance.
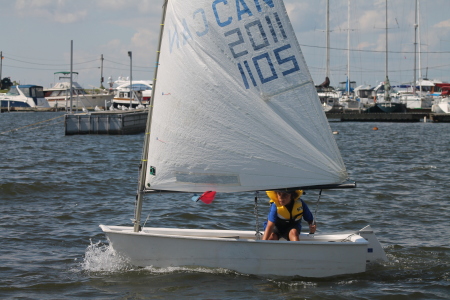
[225,17,300,89]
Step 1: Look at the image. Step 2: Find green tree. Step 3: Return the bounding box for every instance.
[1,77,13,90]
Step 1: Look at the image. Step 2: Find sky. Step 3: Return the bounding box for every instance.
[1,0,449,90]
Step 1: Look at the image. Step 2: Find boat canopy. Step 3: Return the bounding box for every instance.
[54,72,79,75]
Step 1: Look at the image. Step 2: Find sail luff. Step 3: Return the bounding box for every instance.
[133,0,168,232]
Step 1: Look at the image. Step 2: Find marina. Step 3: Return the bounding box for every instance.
[326,111,450,122]
[1,0,449,298]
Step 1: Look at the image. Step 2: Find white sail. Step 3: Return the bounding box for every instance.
[145,0,347,193]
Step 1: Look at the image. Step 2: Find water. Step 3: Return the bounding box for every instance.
[0,112,449,299]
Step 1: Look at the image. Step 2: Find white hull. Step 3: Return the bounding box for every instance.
[0,85,50,108]
[432,98,450,114]
[46,94,112,109]
[322,103,333,112]
[112,98,150,108]
[100,225,386,278]
[400,94,433,109]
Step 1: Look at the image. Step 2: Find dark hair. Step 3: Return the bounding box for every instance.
[276,190,298,201]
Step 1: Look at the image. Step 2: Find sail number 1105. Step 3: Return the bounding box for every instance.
[225,16,300,89]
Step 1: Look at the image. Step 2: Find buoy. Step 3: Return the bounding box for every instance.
[373,127,378,131]
[332,131,339,135]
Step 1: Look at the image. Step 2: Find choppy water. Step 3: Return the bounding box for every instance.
[0,112,449,299]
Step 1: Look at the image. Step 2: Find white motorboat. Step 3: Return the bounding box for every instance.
[354,85,375,108]
[432,97,450,113]
[396,80,433,109]
[44,72,112,110]
[100,0,387,278]
[110,77,152,108]
[317,87,342,112]
[0,85,50,109]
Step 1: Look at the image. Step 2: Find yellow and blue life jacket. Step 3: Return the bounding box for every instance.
[266,190,304,223]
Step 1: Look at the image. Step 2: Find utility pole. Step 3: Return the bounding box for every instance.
[100,54,104,89]
[128,51,132,108]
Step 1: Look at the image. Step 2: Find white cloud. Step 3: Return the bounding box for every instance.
[14,0,87,23]
[54,10,88,24]
[96,0,154,13]
[434,19,450,28]
[357,41,375,50]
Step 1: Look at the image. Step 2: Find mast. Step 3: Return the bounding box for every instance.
[128,51,133,107]
[100,54,104,89]
[417,0,423,95]
[384,0,391,102]
[133,0,168,232]
[346,0,350,96]
[70,40,73,113]
[413,0,418,94]
[326,0,330,79]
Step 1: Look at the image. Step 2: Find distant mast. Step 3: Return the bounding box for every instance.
[384,0,391,102]
[128,51,132,107]
[70,40,73,113]
[347,0,350,96]
[417,0,423,95]
[100,54,105,89]
[413,0,418,94]
[326,0,330,79]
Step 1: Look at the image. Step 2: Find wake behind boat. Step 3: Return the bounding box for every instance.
[100,0,387,278]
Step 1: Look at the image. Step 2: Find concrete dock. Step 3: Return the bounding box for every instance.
[326,111,450,122]
[65,110,148,135]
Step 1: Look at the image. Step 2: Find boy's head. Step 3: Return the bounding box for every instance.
[276,190,296,206]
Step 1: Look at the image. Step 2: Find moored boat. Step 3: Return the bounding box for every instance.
[110,77,153,108]
[432,97,450,114]
[44,72,113,110]
[372,1,405,114]
[0,85,50,110]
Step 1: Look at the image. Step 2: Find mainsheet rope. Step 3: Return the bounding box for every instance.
[254,191,262,240]
[0,114,65,135]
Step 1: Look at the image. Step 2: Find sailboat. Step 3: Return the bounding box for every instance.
[100,0,387,278]
[338,0,361,111]
[399,0,433,110]
[316,0,342,113]
[376,0,405,113]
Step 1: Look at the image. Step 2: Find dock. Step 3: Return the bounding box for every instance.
[65,110,148,135]
[326,111,450,122]
[1,107,58,113]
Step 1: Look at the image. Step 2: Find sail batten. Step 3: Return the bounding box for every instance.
[145,0,348,193]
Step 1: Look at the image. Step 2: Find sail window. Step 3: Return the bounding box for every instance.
[175,172,241,186]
